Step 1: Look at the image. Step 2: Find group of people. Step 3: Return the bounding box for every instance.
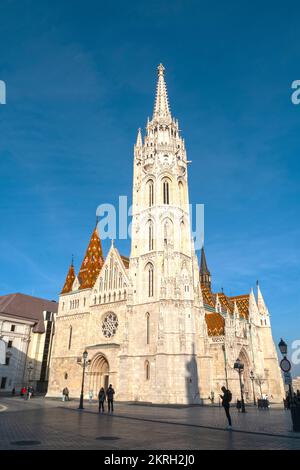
[284,389,300,409]
[98,384,115,413]
[20,386,34,399]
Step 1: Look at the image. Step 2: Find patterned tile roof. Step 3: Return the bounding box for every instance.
[201,286,216,308]
[217,292,234,314]
[230,294,249,319]
[78,227,104,290]
[61,263,76,294]
[205,312,225,336]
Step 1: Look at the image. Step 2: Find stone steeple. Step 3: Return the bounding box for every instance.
[153,63,171,122]
[200,246,211,289]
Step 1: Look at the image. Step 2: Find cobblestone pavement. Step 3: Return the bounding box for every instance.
[0,396,299,450]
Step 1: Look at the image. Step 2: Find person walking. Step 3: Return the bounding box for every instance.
[220,386,232,430]
[89,391,93,403]
[65,387,69,401]
[98,387,106,413]
[106,384,115,413]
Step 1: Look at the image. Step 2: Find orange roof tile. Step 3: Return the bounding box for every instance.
[230,294,249,319]
[61,264,76,294]
[201,286,216,308]
[78,227,104,290]
[217,292,234,314]
[205,312,225,336]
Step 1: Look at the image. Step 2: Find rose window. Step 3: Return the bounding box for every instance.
[102,313,118,338]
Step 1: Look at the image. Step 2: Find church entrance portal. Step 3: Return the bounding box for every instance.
[88,354,109,396]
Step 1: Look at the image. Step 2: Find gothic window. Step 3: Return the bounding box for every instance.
[62,302,64,311]
[146,313,150,344]
[109,257,113,290]
[163,179,170,205]
[94,296,96,305]
[148,221,154,251]
[84,298,86,307]
[163,219,173,246]
[148,180,154,207]
[104,267,108,290]
[145,360,150,380]
[68,326,72,350]
[119,273,122,288]
[102,312,118,338]
[104,294,106,303]
[146,263,154,297]
[99,278,103,292]
[114,265,118,289]
[178,181,184,206]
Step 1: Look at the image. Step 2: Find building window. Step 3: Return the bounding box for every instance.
[148,180,154,207]
[146,313,150,345]
[10,325,15,332]
[148,221,154,251]
[145,361,150,380]
[163,179,170,205]
[147,264,154,297]
[68,326,72,350]
[104,267,108,290]
[62,302,65,311]
[8,340,13,349]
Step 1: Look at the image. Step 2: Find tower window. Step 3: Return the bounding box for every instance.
[163,180,170,205]
[147,264,154,297]
[148,180,154,207]
[146,313,150,345]
[148,221,154,251]
[145,360,150,380]
[68,326,72,350]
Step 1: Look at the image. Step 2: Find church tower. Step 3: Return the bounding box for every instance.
[119,64,201,403]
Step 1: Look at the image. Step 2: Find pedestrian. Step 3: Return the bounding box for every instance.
[89,390,93,403]
[28,386,33,399]
[220,386,232,430]
[65,387,69,401]
[11,387,15,396]
[98,387,106,413]
[106,384,115,413]
[236,399,242,412]
[62,387,66,401]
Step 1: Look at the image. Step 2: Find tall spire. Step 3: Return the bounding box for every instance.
[200,246,211,289]
[135,128,142,147]
[61,261,76,294]
[78,225,104,290]
[153,63,171,121]
[257,283,269,316]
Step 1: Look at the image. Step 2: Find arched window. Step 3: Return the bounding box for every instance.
[147,264,154,297]
[178,181,184,206]
[148,180,154,207]
[163,179,170,205]
[62,302,64,311]
[146,313,150,345]
[99,278,103,292]
[119,273,122,288]
[109,257,113,290]
[104,267,108,290]
[148,221,154,251]
[68,326,72,350]
[145,360,150,380]
[163,219,173,246]
[114,265,118,289]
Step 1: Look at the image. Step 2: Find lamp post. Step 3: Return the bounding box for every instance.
[78,350,88,410]
[278,338,300,432]
[234,358,246,413]
[222,344,229,389]
[250,370,256,406]
[27,361,34,386]
[278,339,293,405]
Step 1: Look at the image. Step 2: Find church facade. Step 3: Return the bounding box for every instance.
[47,65,284,404]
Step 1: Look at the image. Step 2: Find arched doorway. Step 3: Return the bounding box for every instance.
[88,353,110,395]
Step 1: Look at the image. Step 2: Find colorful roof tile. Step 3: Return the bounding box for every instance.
[78,226,104,290]
[230,294,249,319]
[61,263,76,294]
[205,312,225,336]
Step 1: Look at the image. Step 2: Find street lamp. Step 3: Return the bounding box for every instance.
[234,358,246,413]
[27,361,34,385]
[78,350,88,410]
[278,338,288,356]
[249,370,256,406]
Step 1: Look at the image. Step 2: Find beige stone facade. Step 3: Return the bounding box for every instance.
[47,65,284,404]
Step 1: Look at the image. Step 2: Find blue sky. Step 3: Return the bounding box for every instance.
[0,0,299,373]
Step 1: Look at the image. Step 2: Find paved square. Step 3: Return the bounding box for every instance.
[0,396,299,450]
